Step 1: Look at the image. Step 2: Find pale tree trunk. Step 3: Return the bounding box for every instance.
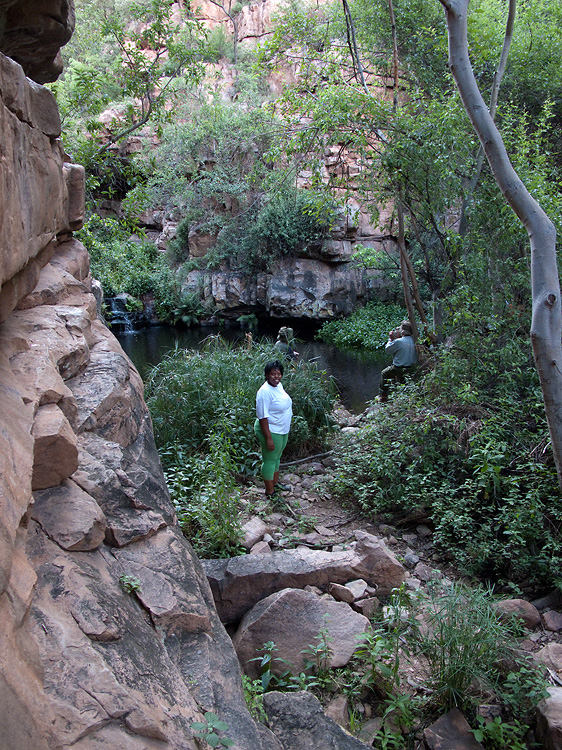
[458,0,516,236]
[438,0,562,487]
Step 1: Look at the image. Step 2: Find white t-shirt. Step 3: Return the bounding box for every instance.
[256,381,293,434]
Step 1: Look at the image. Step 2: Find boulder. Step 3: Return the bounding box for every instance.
[0,54,68,305]
[263,691,372,749]
[493,598,541,629]
[329,582,355,603]
[9,347,78,424]
[31,403,79,489]
[325,694,350,729]
[250,541,272,555]
[353,597,380,619]
[423,708,484,750]
[202,531,406,623]
[543,611,562,632]
[1,305,94,380]
[345,579,369,600]
[535,643,562,678]
[537,687,562,750]
[0,0,75,83]
[65,324,146,446]
[183,256,380,320]
[72,427,174,547]
[233,588,369,677]
[32,479,106,551]
[241,516,269,550]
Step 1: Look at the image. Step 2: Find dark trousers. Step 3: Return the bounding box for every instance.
[379,364,412,399]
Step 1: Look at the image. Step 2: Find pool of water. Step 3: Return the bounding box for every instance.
[116,324,387,414]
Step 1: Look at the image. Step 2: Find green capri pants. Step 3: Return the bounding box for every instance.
[254,419,289,481]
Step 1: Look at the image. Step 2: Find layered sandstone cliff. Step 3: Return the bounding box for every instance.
[0,5,274,748]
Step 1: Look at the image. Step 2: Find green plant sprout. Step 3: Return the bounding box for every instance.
[119,574,142,594]
[191,712,234,749]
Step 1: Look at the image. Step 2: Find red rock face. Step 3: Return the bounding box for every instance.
[0,0,75,83]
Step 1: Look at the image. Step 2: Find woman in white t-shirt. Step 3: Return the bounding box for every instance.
[254,360,293,496]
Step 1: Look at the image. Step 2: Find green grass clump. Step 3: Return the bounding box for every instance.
[317,302,407,350]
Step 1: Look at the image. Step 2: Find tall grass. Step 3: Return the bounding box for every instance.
[146,337,336,475]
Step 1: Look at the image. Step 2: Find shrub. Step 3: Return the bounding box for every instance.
[329,320,562,590]
[317,302,407,350]
[164,435,243,558]
[77,214,183,322]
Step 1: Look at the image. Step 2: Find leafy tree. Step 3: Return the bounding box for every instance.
[437,0,562,487]
[51,0,207,198]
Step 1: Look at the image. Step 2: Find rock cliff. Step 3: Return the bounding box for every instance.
[100,1,396,321]
[0,7,273,748]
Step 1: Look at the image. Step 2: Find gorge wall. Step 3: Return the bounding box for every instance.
[103,0,396,321]
[0,3,275,748]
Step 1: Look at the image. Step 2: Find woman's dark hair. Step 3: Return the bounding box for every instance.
[265,360,284,377]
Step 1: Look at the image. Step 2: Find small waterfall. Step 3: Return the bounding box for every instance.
[105,295,141,333]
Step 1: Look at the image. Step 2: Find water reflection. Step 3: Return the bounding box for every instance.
[116,325,386,414]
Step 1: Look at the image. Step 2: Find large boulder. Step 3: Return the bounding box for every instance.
[202,530,406,623]
[537,688,562,750]
[31,403,79,489]
[31,479,106,551]
[0,0,75,83]
[263,691,372,749]
[423,708,484,750]
[0,53,75,318]
[183,257,390,320]
[233,588,370,677]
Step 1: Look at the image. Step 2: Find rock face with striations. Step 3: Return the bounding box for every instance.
[0,10,274,749]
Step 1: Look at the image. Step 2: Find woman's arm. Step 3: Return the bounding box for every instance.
[259,417,275,452]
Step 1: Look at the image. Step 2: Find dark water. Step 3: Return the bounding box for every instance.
[116,324,387,414]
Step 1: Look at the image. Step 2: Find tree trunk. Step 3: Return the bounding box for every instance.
[439,0,562,487]
[458,0,516,235]
[397,197,419,338]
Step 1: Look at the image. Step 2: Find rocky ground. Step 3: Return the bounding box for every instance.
[225,404,562,748]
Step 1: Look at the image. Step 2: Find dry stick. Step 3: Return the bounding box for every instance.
[341,0,370,95]
[280,451,333,468]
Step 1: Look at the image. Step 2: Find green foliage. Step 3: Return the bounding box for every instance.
[147,338,336,474]
[131,98,337,272]
[329,305,561,589]
[317,303,407,350]
[163,437,243,558]
[471,715,528,750]
[52,0,206,172]
[249,641,292,692]
[416,582,515,711]
[77,214,185,322]
[299,625,333,681]
[119,574,142,594]
[242,675,266,722]
[190,712,234,749]
[216,186,336,272]
[204,25,234,62]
